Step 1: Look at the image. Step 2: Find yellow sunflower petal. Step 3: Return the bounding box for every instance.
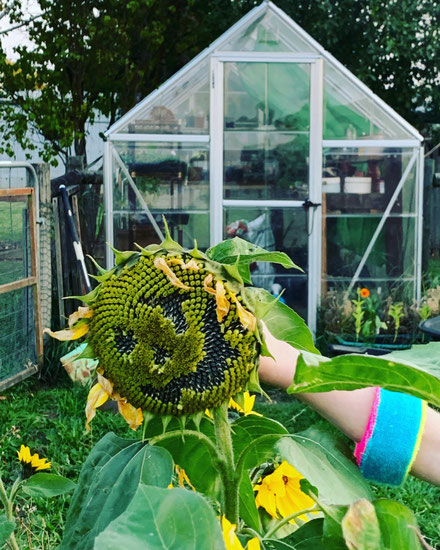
[215,281,230,322]
[85,383,109,430]
[232,296,256,332]
[97,372,114,396]
[154,257,192,290]
[247,538,261,550]
[176,465,195,491]
[68,306,93,328]
[17,444,31,464]
[203,274,216,295]
[181,259,200,270]
[43,323,89,341]
[117,400,143,430]
[31,454,51,471]
[221,517,245,550]
[255,482,278,519]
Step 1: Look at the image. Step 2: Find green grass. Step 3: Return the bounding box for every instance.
[0,379,439,548]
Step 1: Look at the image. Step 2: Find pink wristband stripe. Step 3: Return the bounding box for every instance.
[354,387,381,465]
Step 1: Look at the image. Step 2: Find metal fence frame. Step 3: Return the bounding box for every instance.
[0,188,42,391]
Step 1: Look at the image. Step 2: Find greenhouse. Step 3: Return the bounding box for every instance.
[103,0,424,332]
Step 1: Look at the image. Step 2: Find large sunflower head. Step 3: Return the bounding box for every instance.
[46,222,299,428]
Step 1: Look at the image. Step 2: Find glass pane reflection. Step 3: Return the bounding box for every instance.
[224,206,308,320]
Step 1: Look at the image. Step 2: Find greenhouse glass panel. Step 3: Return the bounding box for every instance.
[116,58,210,135]
[224,62,310,200]
[324,63,415,140]
[323,147,418,214]
[220,10,314,53]
[223,206,308,320]
[112,141,209,249]
[325,216,416,298]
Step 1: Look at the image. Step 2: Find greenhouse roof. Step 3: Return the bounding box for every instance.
[106,1,422,142]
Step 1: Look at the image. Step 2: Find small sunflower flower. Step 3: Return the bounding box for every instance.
[229,392,261,416]
[17,445,51,477]
[254,461,316,522]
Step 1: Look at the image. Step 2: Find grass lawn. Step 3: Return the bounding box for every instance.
[0,374,439,548]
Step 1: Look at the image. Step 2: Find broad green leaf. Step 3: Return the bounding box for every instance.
[265,518,346,550]
[374,500,423,550]
[151,419,222,498]
[242,288,319,354]
[276,427,372,505]
[239,472,262,533]
[289,344,440,407]
[94,485,225,550]
[206,237,300,272]
[231,415,288,470]
[0,515,15,546]
[341,500,384,550]
[22,473,76,498]
[61,433,173,550]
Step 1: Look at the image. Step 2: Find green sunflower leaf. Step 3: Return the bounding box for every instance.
[242,287,319,354]
[276,427,372,505]
[239,472,262,533]
[60,433,173,550]
[0,515,15,546]
[374,500,423,550]
[94,485,224,550]
[206,237,301,272]
[69,284,100,305]
[108,245,139,266]
[289,344,440,407]
[152,420,222,498]
[232,415,288,470]
[22,473,76,498]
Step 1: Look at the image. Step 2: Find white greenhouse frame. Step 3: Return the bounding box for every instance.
[104,1,424,333]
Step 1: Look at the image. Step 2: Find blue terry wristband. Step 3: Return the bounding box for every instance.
[354,388,427,486]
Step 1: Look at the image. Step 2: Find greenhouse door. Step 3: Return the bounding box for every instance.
[210,54,323,331]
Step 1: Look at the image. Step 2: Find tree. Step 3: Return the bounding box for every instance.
[1,0,440,167]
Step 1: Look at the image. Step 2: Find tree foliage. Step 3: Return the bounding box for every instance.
[1,0,439,165]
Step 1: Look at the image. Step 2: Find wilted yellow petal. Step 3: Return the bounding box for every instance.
[68,306,93,328]
[97,372,114,396]
[176,465,195,491]
[215,281,230,322]
[117,400,143,430]
[232,296,256,331]
[181,259,200,270]
[154,257,192,290]
[44,323,89,341]
[203,274,216,295]
[85,383,109,430]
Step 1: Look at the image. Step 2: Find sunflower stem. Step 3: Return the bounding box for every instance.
[263,504,320,539]
[213,402,239,525]
[0,476,19,550]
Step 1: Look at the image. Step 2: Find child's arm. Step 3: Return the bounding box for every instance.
[258,327,440,486]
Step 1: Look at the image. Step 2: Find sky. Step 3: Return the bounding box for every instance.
[0,0,40,60]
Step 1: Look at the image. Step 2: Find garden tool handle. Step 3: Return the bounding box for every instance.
[59,184,92,294]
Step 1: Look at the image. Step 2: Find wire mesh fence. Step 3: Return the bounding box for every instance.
[0,184,42,390]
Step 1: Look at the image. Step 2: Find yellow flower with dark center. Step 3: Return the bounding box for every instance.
[17,445,51,476]
[254,461,316,522]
